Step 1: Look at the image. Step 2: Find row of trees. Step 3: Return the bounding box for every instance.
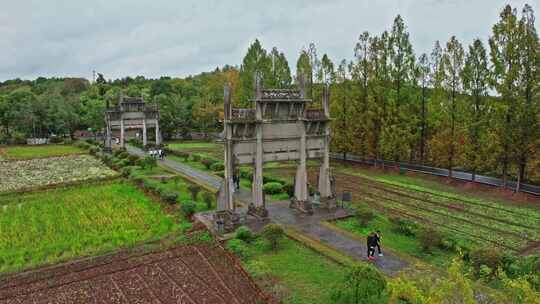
[0,4,538,187]
[235,4,539,188]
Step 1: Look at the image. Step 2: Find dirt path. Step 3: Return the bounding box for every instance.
[127,146,410,276]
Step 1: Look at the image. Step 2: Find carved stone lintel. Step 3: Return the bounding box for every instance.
[247,203,269,219]
[289,197,313,215]
[212,210,241,235]
[261,89,302,100]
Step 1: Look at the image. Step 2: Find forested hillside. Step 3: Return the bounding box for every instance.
[0,4,538,186]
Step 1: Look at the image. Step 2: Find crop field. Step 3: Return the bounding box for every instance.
[0,244,267,303]
[166,141,223,158]
[0,155,118,192]
[0,144,85,160]
[0,181,188,274]
[325,169,540,252]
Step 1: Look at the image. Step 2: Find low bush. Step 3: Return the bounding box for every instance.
[227,239,251,260]
[89,147,99,155]
[120,167,132,177]
[118,159,131,168]
[49,135,63,143]
[187,184,201,200]
[263,175,286,185]
[282,182,295,198]
[235,226,253,243]
[177,151,190,161]
[210,162,224,172]
[470,247,503,275]
[191,154,201,162]
[127,154,140,164]
[261,224,284,251]
[263,182,283,194]
[142,156,157,170]
[201,158,216,170]
[181,200,197,218]
[216,171,225,178]
[202,191,214,209]
[355,205,374,227]
[332,263,386,304]
[160,191,178,204]
[239,168,253,180]
[417,227,443,252]
[118,152,129,159]
[113,149,124,157]
[389,216,417,236]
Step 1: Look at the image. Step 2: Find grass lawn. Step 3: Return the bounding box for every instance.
[243,238,346,304]
[333,215,455,268]
[131,165,216,212]
[0,181,189,274]
[0,144,85,160]
[167,141,221,150]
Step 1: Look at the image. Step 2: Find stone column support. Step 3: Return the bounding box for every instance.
[120,118,125,148]
[319,85,332,199]
[104,114,112,152]
[155,121,160,146]
[219,84,235,212]
[142,118,147,147]
[294,121,309,203]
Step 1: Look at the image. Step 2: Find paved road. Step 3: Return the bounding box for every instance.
[127,145,409,275]
[332,152,540,196]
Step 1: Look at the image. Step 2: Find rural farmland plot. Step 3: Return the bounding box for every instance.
[0,155,117,192]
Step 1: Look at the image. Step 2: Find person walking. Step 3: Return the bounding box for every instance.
[367,232,377,261]
[375,230,383,257]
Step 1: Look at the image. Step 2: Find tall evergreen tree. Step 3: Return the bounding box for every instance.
[296,50,312,95]
[462,39,490,182]
[489,5,521,188]
[416,53,431,164]
[353,31,371,157]
[269,47,292,88]
[239,39,271,104]
[441,36,465,179]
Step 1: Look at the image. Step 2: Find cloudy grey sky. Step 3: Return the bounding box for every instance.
[1,0,539,81]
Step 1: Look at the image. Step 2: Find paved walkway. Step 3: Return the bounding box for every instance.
[127,146,409,275]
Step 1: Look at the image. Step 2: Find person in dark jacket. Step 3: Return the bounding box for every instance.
[375,230,383,257]
[367,232,377,260]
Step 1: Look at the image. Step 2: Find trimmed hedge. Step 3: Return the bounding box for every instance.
[210,162,224,171]
[263,182,283,194]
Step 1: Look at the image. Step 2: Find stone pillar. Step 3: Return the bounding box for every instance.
[155,121,160,146]
[219,84,235,212]
[104,114,112,152]
[294,121,309,202]
[142,118,147,147]
[248,74,268,218]
[319,85,333,201]
[120,118,125,148]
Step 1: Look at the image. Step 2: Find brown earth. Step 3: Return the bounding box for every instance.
[0,244,269,304]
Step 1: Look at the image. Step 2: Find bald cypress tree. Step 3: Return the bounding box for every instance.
[239,39,271,105]
[489,5,521,188]
[462,39,490,182]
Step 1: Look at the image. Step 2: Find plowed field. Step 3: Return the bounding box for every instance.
[0,244,269,304]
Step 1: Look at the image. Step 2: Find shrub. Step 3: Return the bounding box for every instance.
[470,247,503,274]
[85,138,96,144]
[235,226,253,242]
[118,152,129,159]
[389,216,417,236]
[128,154,140,164]
[187,184,201,201]
[134,158,144,167]
[210,162,224,172]
[239,168,253,180]
[283,182,295,198]
[216,171,225,178]
[227,239,251,260]
[201,158,216,170]
[355,205,374,227]
[160,191,178,204]
[417,227,443,252]
[142,156,157,170]
[118,159,130,168]
[202,191,214,209]
[263,175,285,185]
[340,263,387,304]
[120,167,132,177]
[177,151,190,161]
[89,147,99,155]
[263,182,283,194]
[261,224,284,251]
[191,154,201,162]
[181,200,197,218]
[113,149,123,157]
[49,135,63,143]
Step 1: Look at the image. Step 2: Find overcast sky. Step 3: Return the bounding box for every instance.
[1,0,539,82]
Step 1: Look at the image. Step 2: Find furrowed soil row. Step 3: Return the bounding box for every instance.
[353,174,540,221]
[359,184,540,241]
[358,187,532,246]
[355,176,540,229]
[0,245,267,304]
[361,195,517,251]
